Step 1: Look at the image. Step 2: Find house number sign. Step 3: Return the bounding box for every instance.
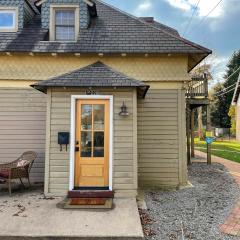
[85,89,97,95]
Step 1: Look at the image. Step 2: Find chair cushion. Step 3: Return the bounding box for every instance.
[0,170,9,178]
[17,159,29,167]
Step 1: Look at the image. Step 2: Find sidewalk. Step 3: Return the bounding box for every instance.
[194,151,240,236]
[194,151,240,185]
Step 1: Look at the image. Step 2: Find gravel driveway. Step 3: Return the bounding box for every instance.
[142,163,240,240]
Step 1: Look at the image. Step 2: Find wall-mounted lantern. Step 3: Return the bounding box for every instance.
[119,101,129,117]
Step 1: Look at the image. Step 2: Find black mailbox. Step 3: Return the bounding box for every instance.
[58,132,70,151]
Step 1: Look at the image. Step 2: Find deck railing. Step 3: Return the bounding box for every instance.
[186,75,208,99]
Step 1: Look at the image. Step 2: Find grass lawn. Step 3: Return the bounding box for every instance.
[195,139,240,163]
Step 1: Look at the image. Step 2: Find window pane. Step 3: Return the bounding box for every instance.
[94,105,104,130]
[81,105,92,130]
[55,26,75,41]
[94,132,104,157]
[55,10,75,25]
[81,132,92,157]
[0,12,14,28]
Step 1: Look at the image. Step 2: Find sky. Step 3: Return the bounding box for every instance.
[0,13,14,27]
[103,0,240,84]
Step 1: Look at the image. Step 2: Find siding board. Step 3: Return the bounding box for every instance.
[138,89,181,188]
[0,88,46,182]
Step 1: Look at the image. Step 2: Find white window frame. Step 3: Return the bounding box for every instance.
[69,95,113,191]
[49,4,79,42]
[0,7,18,32]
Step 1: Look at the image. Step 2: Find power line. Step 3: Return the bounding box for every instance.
[215,87,235,97]
[183,0,201,36]
[214,66,240,95]
[187,0,223,35]
[215,82,237,95]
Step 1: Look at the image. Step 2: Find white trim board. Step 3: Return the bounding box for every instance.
[36,0,94,7]
[69,95,113,191]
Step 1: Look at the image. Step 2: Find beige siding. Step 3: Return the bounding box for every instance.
[47,88,137,197]
[138,88,187,188]
[0,55,189,82]
[0,88,46,182]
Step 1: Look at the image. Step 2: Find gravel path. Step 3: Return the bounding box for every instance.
[142,163,240,240]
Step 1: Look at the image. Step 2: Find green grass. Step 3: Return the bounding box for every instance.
[195,139,240,163]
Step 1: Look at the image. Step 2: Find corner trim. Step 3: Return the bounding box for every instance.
[44,88,51,195]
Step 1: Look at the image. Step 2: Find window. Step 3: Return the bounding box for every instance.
[0,8,18,32]
[50,5,79,42]
[55,10,75,41]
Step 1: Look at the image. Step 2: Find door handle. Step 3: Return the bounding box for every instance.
[75,146,80,152]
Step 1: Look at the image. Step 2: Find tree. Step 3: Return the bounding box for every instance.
[223,50,240,109]
[210,50,240,128]
[228,105,236,136]
[211,82,230,127]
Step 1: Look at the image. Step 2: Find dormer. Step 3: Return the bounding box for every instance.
[36,0,95,42]
[0,0,36,32]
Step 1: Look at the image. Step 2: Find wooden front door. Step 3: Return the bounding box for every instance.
[74,99,110,189]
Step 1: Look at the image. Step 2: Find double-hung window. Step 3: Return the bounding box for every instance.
[0,8,18,32]
[55,9,75,41]
[50,5,79,42]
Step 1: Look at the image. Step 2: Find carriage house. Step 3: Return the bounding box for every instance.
[0,0,211,200]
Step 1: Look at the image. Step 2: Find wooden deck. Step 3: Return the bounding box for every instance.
[186,74,211,165]
[186,74,209,108]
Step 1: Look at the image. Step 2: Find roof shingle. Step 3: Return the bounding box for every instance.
[31,61,150,98]
[0,0,211,56]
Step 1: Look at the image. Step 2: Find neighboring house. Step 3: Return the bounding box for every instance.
[232,73,240,141]
[0,0,211,198]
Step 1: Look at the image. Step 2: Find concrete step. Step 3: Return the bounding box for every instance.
[0,192,143,240]
[68,190,114,198]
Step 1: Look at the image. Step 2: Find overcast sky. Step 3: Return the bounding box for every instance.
[104,0,240,83]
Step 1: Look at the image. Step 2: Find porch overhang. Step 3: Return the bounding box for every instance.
[31,61,150,98]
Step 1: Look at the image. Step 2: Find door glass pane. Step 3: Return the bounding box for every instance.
[81,105,92,130]
[94,105,105,130]
[81,132,92,157]
[94,132,104,157]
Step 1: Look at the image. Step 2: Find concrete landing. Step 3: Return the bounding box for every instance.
[0,189,143,240]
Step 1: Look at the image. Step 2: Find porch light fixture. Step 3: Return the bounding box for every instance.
[119,101,129,117]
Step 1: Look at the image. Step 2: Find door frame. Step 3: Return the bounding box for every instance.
[69,95,113,191]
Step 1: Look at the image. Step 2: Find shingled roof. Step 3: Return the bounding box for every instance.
[0,0,211,57]
[31,61,150,98]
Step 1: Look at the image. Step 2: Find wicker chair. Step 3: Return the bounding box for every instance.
[0,151,37,196]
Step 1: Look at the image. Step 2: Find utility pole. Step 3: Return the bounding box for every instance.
[191,109,195,158]
[206,105,212,164]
